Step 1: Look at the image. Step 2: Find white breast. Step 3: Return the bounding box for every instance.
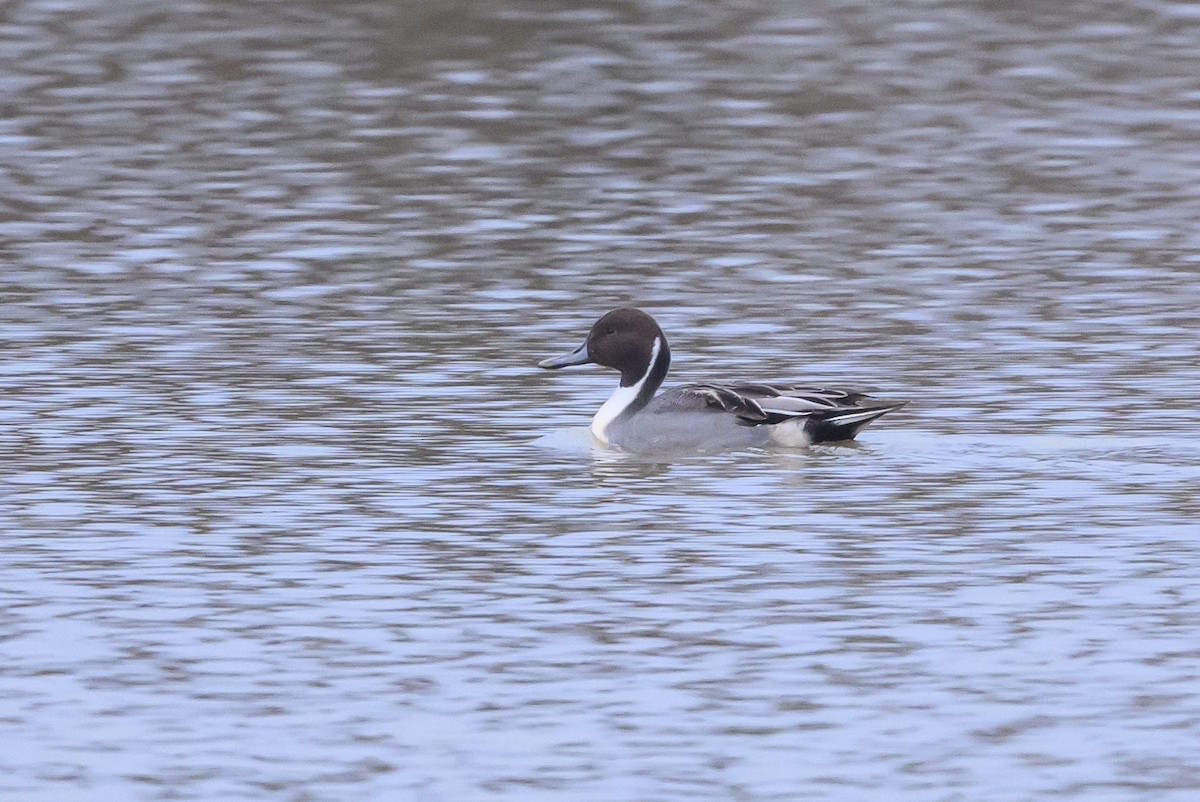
[590,337,661,444]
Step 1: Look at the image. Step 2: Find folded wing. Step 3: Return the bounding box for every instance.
[661,382,905,442]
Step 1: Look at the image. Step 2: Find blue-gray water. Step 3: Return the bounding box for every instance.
[3,1,1200,800]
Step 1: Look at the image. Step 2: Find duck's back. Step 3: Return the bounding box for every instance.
[604,381,903,452]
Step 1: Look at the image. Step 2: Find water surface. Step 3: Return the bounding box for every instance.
[3,1,1200,800]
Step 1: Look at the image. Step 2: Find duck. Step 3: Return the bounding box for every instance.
[538,307,905,452]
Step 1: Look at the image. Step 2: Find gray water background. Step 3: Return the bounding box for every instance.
[3,1,1200,800]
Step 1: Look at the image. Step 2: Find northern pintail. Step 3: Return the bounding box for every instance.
[538,308,905,452]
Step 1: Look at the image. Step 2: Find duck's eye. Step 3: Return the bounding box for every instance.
[605,326,616,335]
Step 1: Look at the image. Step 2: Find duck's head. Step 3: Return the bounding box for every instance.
[538,307,670,387]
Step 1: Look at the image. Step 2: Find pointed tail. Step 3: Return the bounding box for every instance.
[805,402,906,443]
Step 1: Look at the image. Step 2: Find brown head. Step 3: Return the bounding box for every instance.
[538,308,671,387]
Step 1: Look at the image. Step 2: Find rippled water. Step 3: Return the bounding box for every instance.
[3,0,1200,800]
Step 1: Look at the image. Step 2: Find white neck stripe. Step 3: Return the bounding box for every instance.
[590,337,661,443]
